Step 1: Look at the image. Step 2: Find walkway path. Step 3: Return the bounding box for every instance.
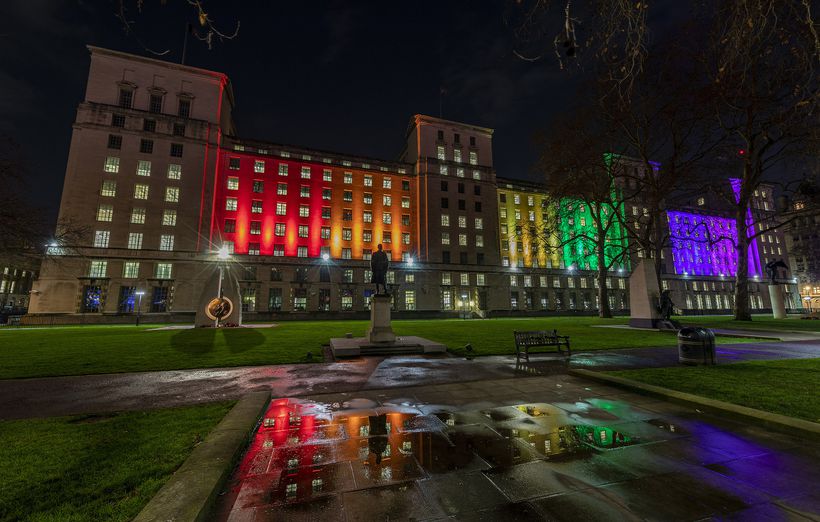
[1,338,817,420]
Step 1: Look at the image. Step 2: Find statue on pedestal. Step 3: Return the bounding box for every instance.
[370,243,389,295]
[765,259,789,284]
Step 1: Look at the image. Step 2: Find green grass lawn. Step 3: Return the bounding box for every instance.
[681,314,820,332]
[0,401,233,522]
[0,317,763,379]
[608,358,820,423]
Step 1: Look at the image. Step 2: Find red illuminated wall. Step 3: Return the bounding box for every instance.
[212,150,416,261]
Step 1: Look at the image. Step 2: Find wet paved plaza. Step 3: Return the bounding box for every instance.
[215,375,820,521]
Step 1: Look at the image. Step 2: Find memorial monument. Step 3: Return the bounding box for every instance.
[766,259,790,319]
[628,260,678,329]
[194,250,242,327]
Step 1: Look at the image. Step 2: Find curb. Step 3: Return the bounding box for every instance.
[134,390,271,522]
[569,368,820,440]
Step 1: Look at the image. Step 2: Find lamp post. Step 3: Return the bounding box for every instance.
[216,245,230,328]
[135,290,145,326]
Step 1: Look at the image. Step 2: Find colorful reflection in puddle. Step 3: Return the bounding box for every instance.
[224,397,653,514]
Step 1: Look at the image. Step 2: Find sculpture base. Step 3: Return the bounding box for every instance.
[329,335,447,357]
[769,284,786,319]
[366,295,396,343]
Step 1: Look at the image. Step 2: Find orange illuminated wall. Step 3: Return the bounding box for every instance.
[212,149,416,261]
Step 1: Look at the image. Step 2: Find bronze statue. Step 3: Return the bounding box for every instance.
[370,243,389,295]
[765,259,789,284]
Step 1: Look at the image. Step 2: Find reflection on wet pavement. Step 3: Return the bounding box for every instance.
[214,376,820,521]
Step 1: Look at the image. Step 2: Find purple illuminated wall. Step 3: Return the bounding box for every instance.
[667,210,761,277]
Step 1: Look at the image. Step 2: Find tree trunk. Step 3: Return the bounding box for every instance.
[733,208,752,321]
[597,250,612,318]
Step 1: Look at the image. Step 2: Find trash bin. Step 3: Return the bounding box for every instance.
[678,327,716,365]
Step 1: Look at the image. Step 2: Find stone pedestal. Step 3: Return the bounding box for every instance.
[768,284,787,319]
[366,295,396,343]
[628,260,662,329]
[194,264,242,327]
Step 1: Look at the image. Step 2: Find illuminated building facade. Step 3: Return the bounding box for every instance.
[25,47,795,322]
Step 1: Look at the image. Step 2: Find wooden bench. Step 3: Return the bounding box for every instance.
[514,330,571,362]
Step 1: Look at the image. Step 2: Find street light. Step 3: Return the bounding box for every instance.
[322,253,330,261]
[134,290,145,326]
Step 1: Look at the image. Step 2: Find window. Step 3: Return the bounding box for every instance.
[271,223,284,236]
[123,261,140,279]
[321,226,330,239]
[469,151,478,165]
[405,290,416,311]
[297,246,308,258]
[441,232,450,245]
[363,193,372,204]
[275,183,288,196]
[177,98,191,118]
[363,229,372,242]
[437,145,445,160]
[382,231,392,244]
[137,160,151,177]
[173,123,185,136]
[344,190,354,202]
[100,180,117,197]
[301,166,311,179]
[322,188,331,200]
[342,248,352,259]
[252,201,263,213]
[139,139,153,154]
[476,235,483,247]
[383,195,392,206]
[402,179,411,190]
[344,172,353,184]
[401,214,410,226]
[253,180,264,193]
[167,164,182,179]
[89,260,107,278]
[165,187,179,203]
[383,177,392,189]
[156,262,173,279]
[224,219,236,233]
[225,197,238,211]
[273,245,284,256]
[476,273,485,286]
[159,235,175,251]
[96,204,113,221]
[142,119,156,133]
[342,228,352,241]
[118,88,133,108]
[253,160,265,173]
[454,149,462,163]
[401,197,410,208]
[457,168,465,178]
[127,232,143,249]
[322,207,331,219]
[276,202,287,215]
[278,164,288,176]
[475,217,483,230]
[227,177,239,190]
[170,143,183,157]
[363,211,373,223]
[364,175,373,187]
[298,225,308,238]
[459,234,467,246]
[130,208,146,224]
[104,156,120,173]
[402,233,410,245]
[442,272,451,285]
[301,186,310,198]
[323,169,332,181]
[383,212,392,224]
[93,230,110,248]
[228,157,240,170]
[299,205,309,217]
[162,209,177,226]
[343,209,353,221]
[111,114,125,127]
[440,165,448,176]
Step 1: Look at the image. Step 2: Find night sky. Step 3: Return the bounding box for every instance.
[2,1,688,222]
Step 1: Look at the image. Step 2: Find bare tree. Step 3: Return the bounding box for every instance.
[704,0,819,320]
[535,109,631,317]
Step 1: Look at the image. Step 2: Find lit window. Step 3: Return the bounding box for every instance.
[89,260,107,278]
[96,204,113,221]
[274,223,286,236]
[227,177,239,190]
[301,166,311,179]
[440,165,448,176]
[167,164,182,179]
[273,245,284,256]
[127,232,143,249]
[382,231,392,243]
[454,149,462,163]
[456,168,465,178]
[475,218,483,229]
[155,263,173,279]
[476,273,485,286]
[383,212,392,224]
[322,188,331,200]
[162,209,177,226]
[442,272,451,285]
[405,290,416,310]
[363,230,372,242]
[323,169,332,181]
[441,232,450,245]
[473,170,480,180]
[159,234,175,251]
[321,227,330,239]
[136,160,151,177]
[133,184,149,200]
[383,177,392,189]
[278,164,288,176]
[298,225,308,238]
[254,160,265,173]
[100,180,117,197]
[93,230,110,248]
[364,175,373,187]
[363,211,373,223]
[297,246,308,258]
[248,243,260,255]
[228,157,240,170]
[343,228,352,241]
[251,201,263,213]
[130,208,146,224]
[401,197,410,208]
[225,197,238,211]
[301,186,310,198]
[322,207,331,219]
[458,216,467,228]
[224,219,235,232]
[344,172,353,184]
[104,156,120,173]
[510,275,518,287]
[165,187,179,203]
[437,145,445,160]
[363,193,372,204]
[342,248,352,259]
[276,202,287,215]
[476,235,483,247]
[383,195,392,206]
[123,261,140,278]
[469,151,478,165]
[460,273,469,285]
[697,197,705,206]
[299,205,309,217]
[459,234,467,246]
[441,214,450,226]
[402,233,410,244]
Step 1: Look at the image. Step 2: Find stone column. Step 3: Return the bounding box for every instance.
[628,260,662,328]
[768,284,786,319]
[367,295,396,343]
